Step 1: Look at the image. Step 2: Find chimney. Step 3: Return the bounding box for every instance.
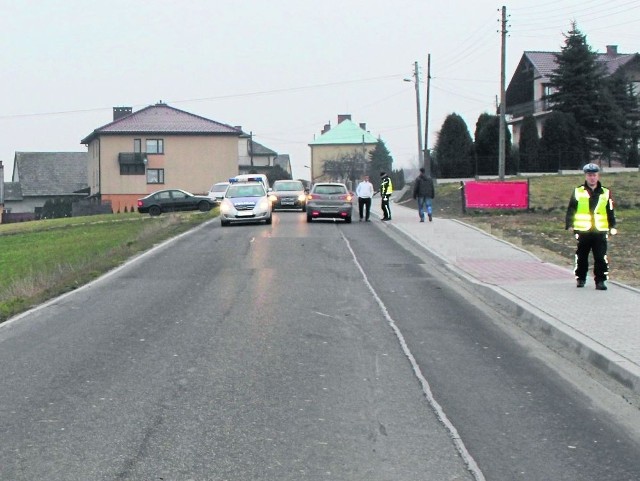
[359,123,367,131]
[113,106,132,121]
[606,45,618,56]
[337,114,352,124]
[321,122,331,134]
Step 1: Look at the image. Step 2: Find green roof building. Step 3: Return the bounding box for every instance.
[309,115,379,183]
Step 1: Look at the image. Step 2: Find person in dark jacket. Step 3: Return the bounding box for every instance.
[412,167,435,222]
[565,163,617,290]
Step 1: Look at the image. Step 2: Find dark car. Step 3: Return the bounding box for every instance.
[306,182,353,223]
[137,189,214,216]
[269,179,307,211]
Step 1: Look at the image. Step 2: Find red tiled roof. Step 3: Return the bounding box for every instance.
[81,103,241,144]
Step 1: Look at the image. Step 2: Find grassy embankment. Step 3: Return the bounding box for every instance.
[0,210,217,323]
[401,171,640,288]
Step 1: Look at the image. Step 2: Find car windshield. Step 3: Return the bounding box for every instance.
[226,184,266,198]
[274,181,303,191]
[313,185,347,195]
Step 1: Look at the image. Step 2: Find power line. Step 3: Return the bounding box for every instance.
[0,74,403,120]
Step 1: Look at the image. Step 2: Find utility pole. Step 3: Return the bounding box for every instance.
[424,53,432,176]
[406,61,424,169]
[498,6,508,180]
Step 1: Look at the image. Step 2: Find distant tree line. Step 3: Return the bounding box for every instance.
[431,23,640,178]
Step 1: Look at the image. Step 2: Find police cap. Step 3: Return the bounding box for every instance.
[583,163,600,173]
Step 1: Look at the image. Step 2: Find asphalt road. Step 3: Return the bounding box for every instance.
[1,211,639,480]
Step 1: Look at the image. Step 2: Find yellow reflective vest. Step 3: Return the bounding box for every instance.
[572,186,611,232]
[380,177,393,195]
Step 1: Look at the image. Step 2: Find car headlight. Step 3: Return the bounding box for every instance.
[297,194,306,201]
[220,199,234,214]
[258,199,270,211]
[268,194,277,203]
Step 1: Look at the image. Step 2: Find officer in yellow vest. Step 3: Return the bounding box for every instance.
[565,163,617,290]
[378,171,393,221]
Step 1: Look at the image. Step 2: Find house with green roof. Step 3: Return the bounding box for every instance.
[308,114,378,183]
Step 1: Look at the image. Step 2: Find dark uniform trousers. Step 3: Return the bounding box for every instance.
[575,232,609,283]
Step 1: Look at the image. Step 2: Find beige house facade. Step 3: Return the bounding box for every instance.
[81,103,242,213]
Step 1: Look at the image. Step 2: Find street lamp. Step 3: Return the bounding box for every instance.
[404,61,424,168]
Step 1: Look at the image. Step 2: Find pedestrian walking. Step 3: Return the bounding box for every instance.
[565,163,617,290]
[378,171,393,221]
[412,167,435,222]
[355,174,374,221]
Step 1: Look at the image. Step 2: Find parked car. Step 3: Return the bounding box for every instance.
[269,180,307,211]
[306,182,353,223]
[219,181,272,226]
[137,189,214,216]
[207,181,230,204]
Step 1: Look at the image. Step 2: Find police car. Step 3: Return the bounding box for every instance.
[219,177,273,226]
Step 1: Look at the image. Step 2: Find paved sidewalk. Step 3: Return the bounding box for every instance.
[369,197,640,395]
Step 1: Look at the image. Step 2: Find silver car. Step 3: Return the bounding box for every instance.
[306,182,353,223]
[269,180,307,212]
[219,181,272,226]
[207,181,230,205]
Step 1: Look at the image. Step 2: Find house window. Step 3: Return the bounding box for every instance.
[146,139,164,154]
[120,164,145,175]
[134,139,141,153]
[147,168,165,184]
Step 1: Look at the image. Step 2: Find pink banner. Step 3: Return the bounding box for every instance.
[463,180,529,209]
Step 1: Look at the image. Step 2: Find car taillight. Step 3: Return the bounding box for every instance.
[137,200,143,207]
[340,194,353,201]
[307,194,316,200]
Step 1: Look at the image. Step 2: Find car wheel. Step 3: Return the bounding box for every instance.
[306,214,312,223]
[301,205,306,212]
[345,215,352,223]
[198,201,211,212]
[265,215,272,225]
[149,206,161,216]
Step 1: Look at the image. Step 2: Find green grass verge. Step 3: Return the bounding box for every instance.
[0,210,217,323]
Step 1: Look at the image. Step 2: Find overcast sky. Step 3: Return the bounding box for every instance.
[1,0,639,181]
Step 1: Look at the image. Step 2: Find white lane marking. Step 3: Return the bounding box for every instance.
[342,232,486,481]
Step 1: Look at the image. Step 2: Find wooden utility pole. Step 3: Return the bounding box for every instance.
[498,6,507,180]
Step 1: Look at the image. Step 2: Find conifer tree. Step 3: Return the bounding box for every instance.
[519,115,540,172]
[434,113,474,178]
[368,139,393,177]
[548,23,604,159]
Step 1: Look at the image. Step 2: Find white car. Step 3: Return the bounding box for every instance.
[219,180,272,226]
[207,181,230,204]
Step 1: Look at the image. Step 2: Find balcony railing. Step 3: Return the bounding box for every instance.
[506,98,553,118]
[118,152,147,165]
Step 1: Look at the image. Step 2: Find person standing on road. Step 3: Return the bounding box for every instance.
[378,171,393,221]
[355,174,374,222]
[565,163,617,290]
[412,167,435,222]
